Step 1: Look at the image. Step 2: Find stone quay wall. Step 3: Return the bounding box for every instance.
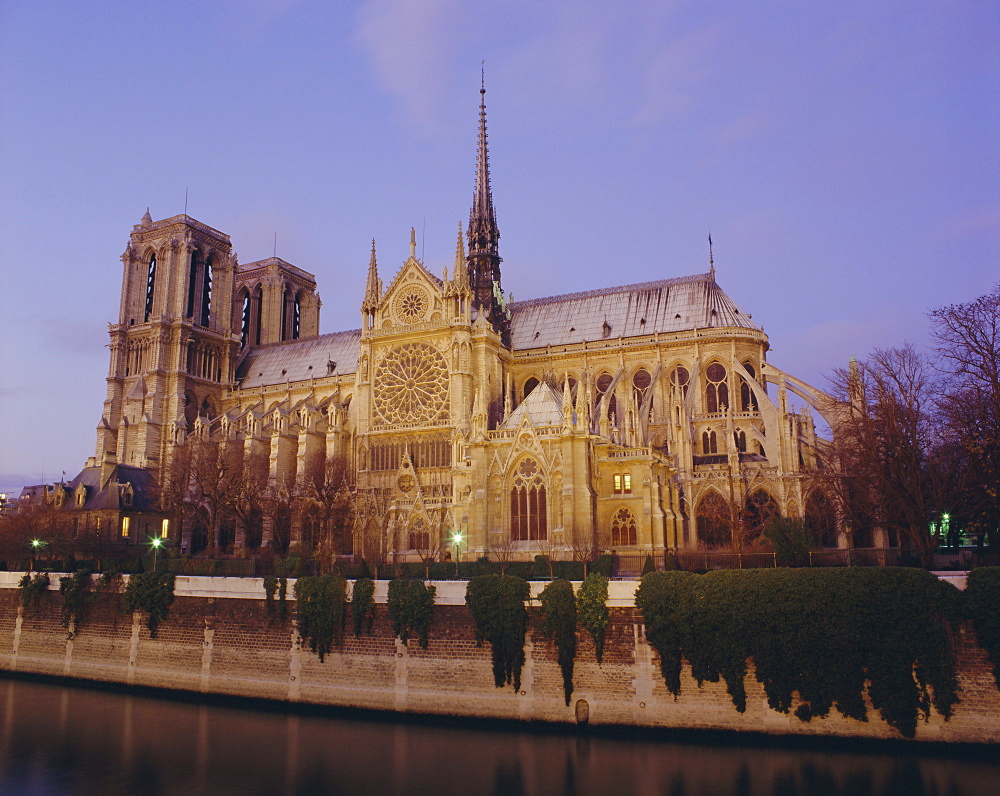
[1,573,998,744]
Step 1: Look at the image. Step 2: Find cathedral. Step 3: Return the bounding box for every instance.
[65,84,840,562]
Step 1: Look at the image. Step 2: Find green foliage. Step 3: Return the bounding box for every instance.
[577,574,610,664]
[635,568,960,738]
[352,578,376,637]
[59,569,92,632]
[763,517,815,566]
[466,574,530,691]
[19,573,50,609]
[293,575,347,662]
[387,579,436,649]
[123,573,176,638]
[641,555,656,575]
[591,554,614,578]
[539,579,577,705]
[263,576,288,619]
[966,567,1000,690]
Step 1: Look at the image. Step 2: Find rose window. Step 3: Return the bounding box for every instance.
[373,342,449,425]
[394,287,429,324]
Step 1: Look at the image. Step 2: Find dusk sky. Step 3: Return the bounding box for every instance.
[0,1,996,492]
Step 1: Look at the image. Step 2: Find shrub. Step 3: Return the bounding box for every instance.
[19,573,50,610]
[294,575,347,662]
[641,555,656,575]
[591,554,614,578]
[539,579,576,705]
[577,574,610,664]
[635,568,960,738]
[123,573,176,638]
[59,569,92,633]
[967,567,1000,690]
[352,577,376,637]
[466,574,530,691]
[387,580,436,648]
[763,517,814,566]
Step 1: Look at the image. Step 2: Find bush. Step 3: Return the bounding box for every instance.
[387,580,436,648]
[539,579,576,705]
[591,554,614,578]
[577,574,610,664]
[466,574,530,691]
[59,569,92,632]
[635,568,960,738]
[123,573,175,637]
[351,578,376,637]
[763,517,815,567]
[967,567,1000,691]
[263,576,288,620]
[641,555,656,575]
[19,573,50,610]
[294,575,347,662]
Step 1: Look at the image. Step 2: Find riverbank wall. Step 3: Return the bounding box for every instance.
[1,573,997,744]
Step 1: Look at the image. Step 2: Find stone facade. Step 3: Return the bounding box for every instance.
[69,86,839,560]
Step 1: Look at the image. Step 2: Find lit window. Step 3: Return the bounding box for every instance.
[161,519,170,539]
[623,474,632,493]
[121,516,130,538]
[613,474,622,494]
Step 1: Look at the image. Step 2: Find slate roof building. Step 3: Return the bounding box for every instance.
[62,83,843,562]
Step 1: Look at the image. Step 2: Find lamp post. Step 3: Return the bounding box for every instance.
[452,532,463,579]
[30,538,44,573]
[151,537,163,573]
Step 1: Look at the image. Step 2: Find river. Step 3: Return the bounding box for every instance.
[0,677,996,795]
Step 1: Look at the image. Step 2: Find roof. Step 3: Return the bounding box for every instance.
[508,272,759,350]
[500,382,565,429]
[236,329,362,389]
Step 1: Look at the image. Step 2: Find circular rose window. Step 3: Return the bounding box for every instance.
[394,286,429,324]
[373,342,449,426]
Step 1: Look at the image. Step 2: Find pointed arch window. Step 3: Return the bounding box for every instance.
[671,365,690,398]
[702,429,718,454]
[523,377,540,399]
[510,458,547,541]
[734,429,747,452]
[595,372,616,420]
[740,361,759,412]
[200,256,213,326]
[610,507,637,546]
[705,362,728,413]
[144,254,156,321]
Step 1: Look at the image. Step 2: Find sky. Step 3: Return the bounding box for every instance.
[0,0,997,493]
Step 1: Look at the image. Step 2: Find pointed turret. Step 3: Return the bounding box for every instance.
[141,207,152,226]
[466,73,509,344]
[361,240,382,326]
[453,222,469,290]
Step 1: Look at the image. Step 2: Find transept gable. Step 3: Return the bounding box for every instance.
[500,383,564,430]
[377,247,446,331]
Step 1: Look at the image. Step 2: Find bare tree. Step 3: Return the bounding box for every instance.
[931,284,1000,549]
[170,435,243,556]
[825,345,946,567]
[300,456,354,571]
[566,522,610,576]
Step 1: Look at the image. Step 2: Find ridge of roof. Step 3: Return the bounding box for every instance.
[511,272,712,310]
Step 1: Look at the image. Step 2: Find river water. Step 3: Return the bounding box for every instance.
[0,678,996,795]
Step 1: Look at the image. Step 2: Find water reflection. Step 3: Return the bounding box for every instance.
[0,678,995,795]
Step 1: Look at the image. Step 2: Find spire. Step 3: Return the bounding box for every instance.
[708,233,715,280]
[409,227,417,260]
[466,69,508,343]
[141,207,152,225]
[453,221,469,289]
[362,239,381,314]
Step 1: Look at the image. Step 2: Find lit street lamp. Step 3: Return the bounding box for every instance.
[30,538,45,572]
[452,532,463,578]
[151,537,163,573]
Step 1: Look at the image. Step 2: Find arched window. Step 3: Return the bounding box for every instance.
[734,430,747,452]
[696,491,731,548]
[408,519,430,552]
[200,256,213,327]
[705,362,728,413]
[671,365,689,398]
[611,507,637,546]
[702,429,718,454]
[744,490,779,542]
[523,377,540,399]
[144,253,156,321]
[510,458,547,541]
[806,491,838,548]
[595,372,616,420]
[740,361,759,412]
[632,368,651,409]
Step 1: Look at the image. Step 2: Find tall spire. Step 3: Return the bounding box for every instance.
[466,68,508,344]
[362,239,381,315]
[708,233,715,280]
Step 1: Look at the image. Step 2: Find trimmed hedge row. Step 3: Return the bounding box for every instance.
[636,568,962,737]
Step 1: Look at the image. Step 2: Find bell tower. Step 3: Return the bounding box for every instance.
[94,211,239,478]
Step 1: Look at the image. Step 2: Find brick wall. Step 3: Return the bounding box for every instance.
[1,574,998,743]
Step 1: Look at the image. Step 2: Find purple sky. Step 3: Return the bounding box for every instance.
[1,1,997,492]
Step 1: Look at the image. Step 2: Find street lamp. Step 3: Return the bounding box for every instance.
[29,538,45,573]
[150,537,163,573]
[452,532,463,578]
